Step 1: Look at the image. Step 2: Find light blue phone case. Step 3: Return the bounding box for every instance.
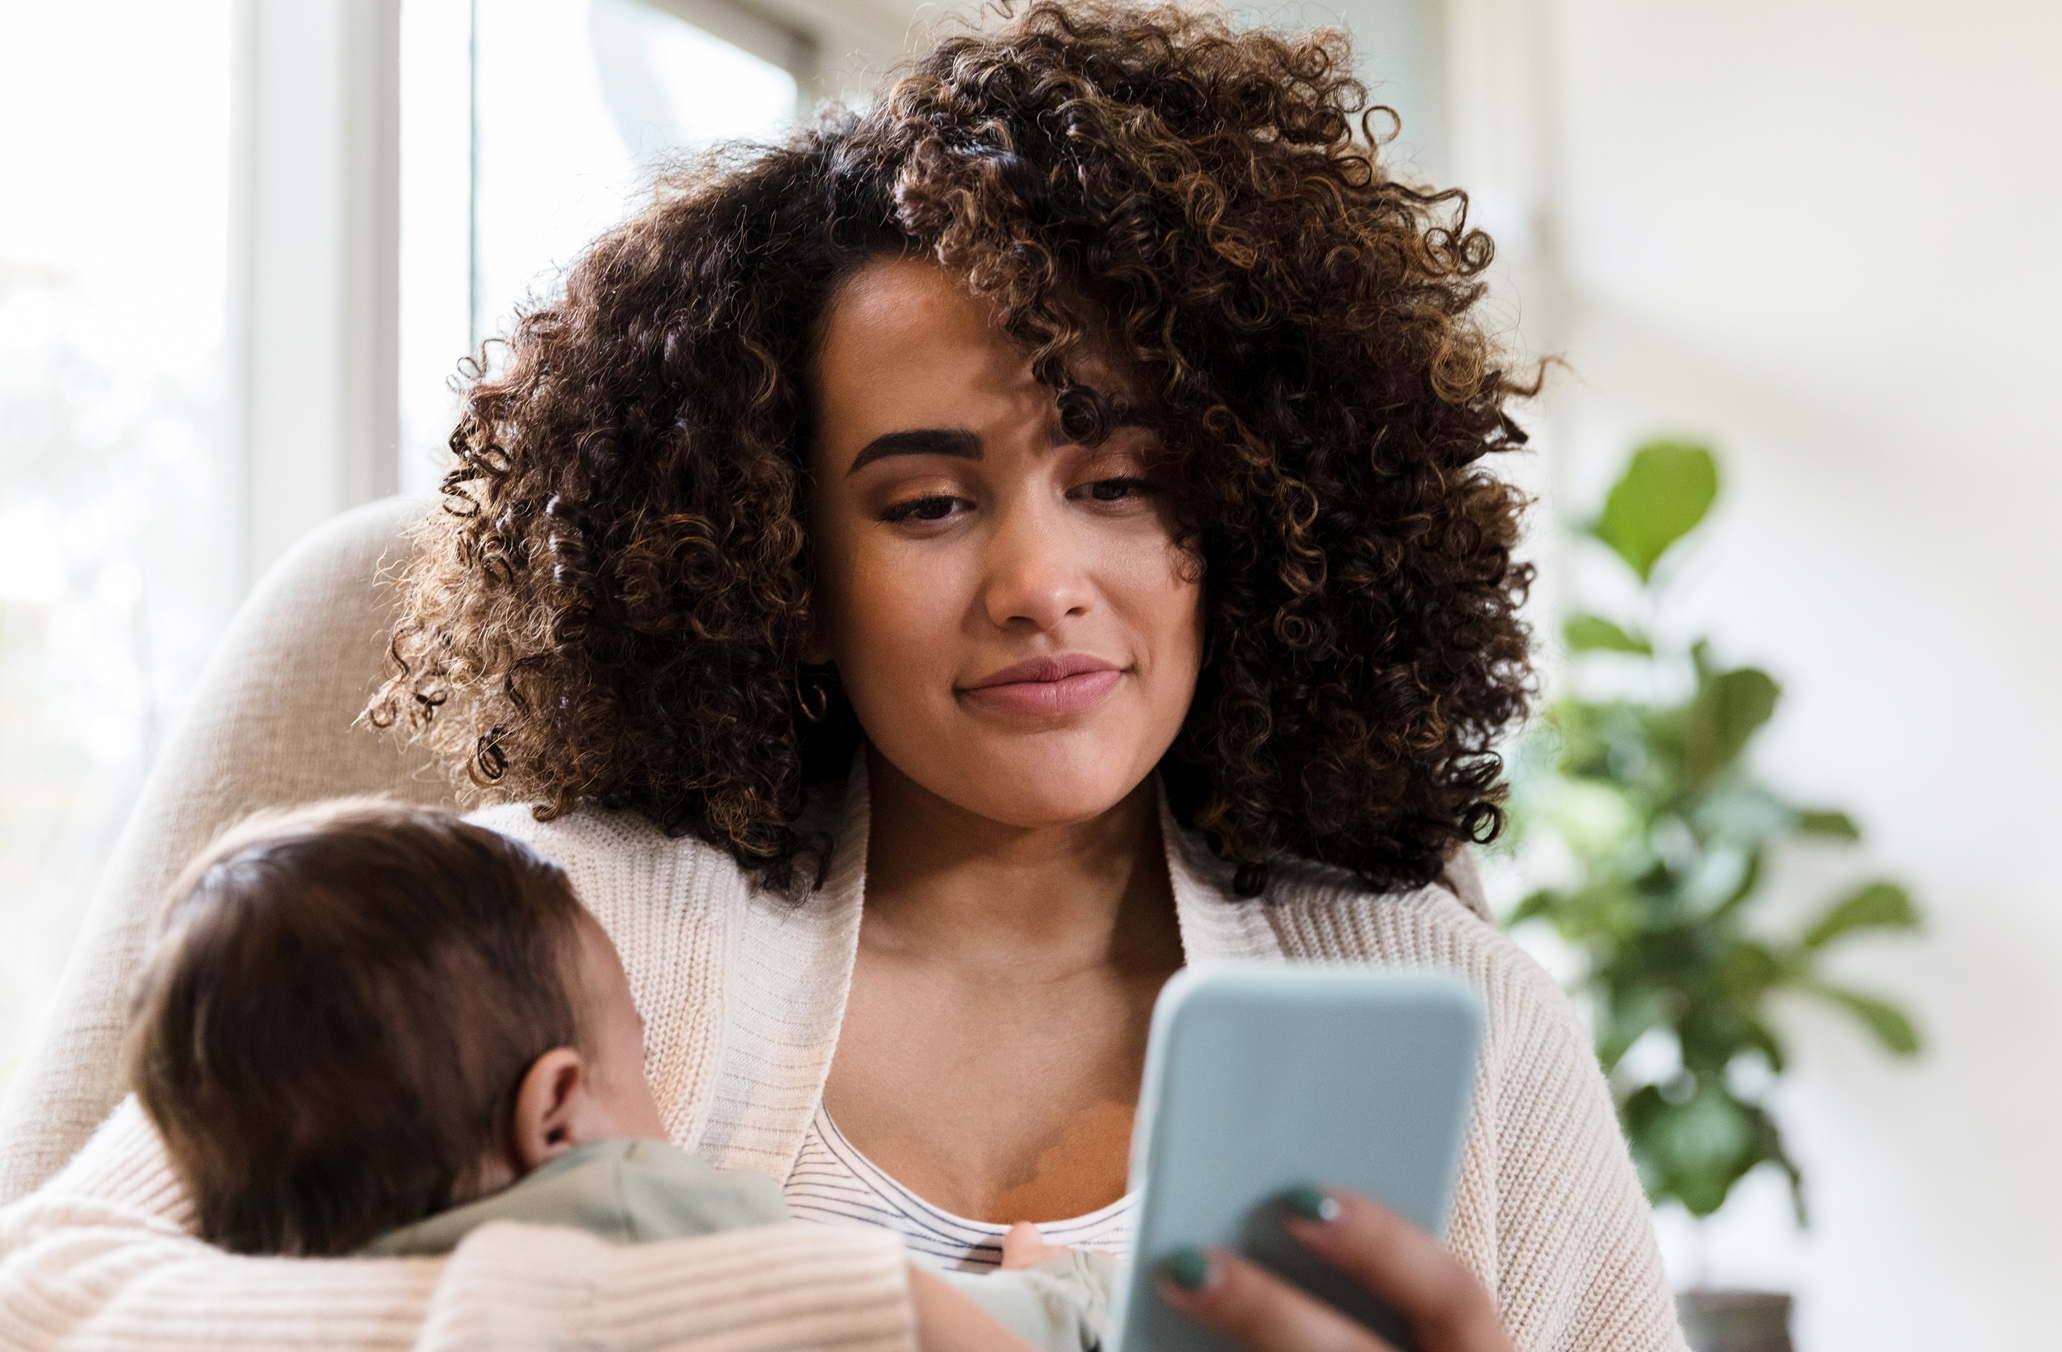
[1111,964,1484,1352]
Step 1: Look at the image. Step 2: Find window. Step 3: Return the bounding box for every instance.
[0,2,236,1073]
[399,0,813,493]
[0,0,820,1080]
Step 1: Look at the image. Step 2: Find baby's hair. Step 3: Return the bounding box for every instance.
[126,798,587,1256]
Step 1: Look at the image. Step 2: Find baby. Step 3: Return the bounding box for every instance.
[125,798,1111,1352]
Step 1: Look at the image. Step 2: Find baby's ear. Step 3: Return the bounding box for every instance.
[509,1047,588,1173]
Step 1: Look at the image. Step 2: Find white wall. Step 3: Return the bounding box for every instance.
[1452,1,2062,1346]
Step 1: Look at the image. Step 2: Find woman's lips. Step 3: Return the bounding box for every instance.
[959,655,1124,716]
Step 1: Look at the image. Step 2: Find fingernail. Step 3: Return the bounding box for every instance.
[1163,1247,1214,1291]
[1285,1186,1341,1222]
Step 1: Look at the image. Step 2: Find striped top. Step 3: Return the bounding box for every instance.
[783,1103,1139,1271]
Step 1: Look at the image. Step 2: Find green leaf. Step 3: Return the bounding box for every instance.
[1623,1081,1759,1217]
[1598,990,1672,1072]
[1802,880,1919,949]
[1662,1088,1750,1173]
[1638,705,1688,785]
[1564,613,1653,655]
[1721,940,1785,998]
[1619,1080,1803,1219]
[1591,441,1720,582]
[1739,1018,1787,1075]
[1506,889,1556,927]
[1795,809,1862,840]
[1684,666,1780,785]
[1808,981,1922,1055]
[1709,847,1765,921]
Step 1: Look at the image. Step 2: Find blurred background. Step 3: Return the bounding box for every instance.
[0,0,2054,1346]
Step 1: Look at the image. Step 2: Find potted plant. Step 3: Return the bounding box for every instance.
[1498,442,1923,1352]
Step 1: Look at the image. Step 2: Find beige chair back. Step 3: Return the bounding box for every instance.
[0,496,455,1204]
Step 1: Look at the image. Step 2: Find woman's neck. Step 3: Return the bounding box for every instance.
[859,745,1181,981]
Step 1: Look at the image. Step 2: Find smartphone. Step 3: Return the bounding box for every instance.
[1110,965,1484,1352]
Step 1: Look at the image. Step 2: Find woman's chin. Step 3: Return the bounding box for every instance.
[966,783,1145,832]
[966,749,1167,828]
[874,735,1162,833]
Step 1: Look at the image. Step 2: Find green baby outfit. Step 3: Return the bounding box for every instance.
[362,1138,1111,1352]
[361,1138,784,1256]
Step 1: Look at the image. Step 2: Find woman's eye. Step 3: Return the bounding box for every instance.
[1081,477,1154,502]
[880,494,962,524]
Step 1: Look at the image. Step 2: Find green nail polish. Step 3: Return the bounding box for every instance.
[1163,1247,1212,1291]
[1285,1186,1341,1222]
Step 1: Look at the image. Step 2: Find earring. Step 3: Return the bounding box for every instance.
[797,672,831,724]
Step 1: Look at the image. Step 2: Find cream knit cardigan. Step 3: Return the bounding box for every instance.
[0,768,1687,1352]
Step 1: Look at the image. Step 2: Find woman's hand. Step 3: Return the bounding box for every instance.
[1158,1188,1515,1352]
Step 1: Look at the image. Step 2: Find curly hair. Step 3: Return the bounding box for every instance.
[367,0,1535,897]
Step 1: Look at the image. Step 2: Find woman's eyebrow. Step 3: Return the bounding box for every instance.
[847,428,983,474]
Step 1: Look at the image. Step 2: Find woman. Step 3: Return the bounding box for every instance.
[0,5,1681,1350]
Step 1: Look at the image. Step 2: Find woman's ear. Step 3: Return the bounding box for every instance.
[509,1047,588,1173]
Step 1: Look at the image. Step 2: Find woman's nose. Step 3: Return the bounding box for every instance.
[981,496,1091,632]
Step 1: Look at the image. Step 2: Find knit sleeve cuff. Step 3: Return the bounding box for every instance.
[2,1199,912,1351]
[425,1219,916,1352]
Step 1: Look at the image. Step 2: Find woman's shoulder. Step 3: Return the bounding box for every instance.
[467,799,707,854]
[1259,852,1569,1027]
[468,800,702,858]
[465,802,753,908]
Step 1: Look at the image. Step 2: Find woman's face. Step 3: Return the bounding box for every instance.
[809,258,1204,829]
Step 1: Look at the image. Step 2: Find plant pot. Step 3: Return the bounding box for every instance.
[1676,1289,1793,1352]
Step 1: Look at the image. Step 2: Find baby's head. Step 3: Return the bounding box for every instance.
[127,798,664,1256]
